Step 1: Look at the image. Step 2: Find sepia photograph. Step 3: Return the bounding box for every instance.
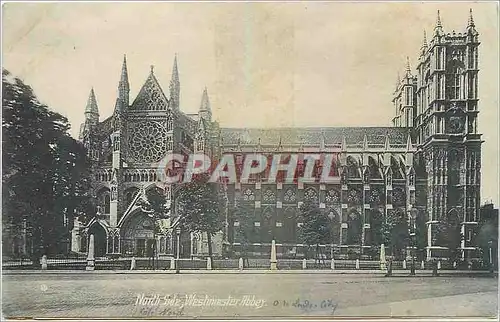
[1,1,499,320]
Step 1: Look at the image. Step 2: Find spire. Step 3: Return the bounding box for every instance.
[199,87,212,120]
[120,54,129,85]
[363,134,368,151]
[434,10,444,36]
[118,54,130,109]
[341,136,347,152]
[169,54,180,110]
[85,88,99,124]
[85,88,99,114]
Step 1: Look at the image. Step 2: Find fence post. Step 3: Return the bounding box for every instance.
[403,259,407,269]
[238,258,244,271]
[207,257,212,270]
[330,258,335,270]
[355,259,360,270]
[170,258,175,270]
[421,260,425,270]
[41,255,47,270]
[302,258,307,270]
[437,260,441,270]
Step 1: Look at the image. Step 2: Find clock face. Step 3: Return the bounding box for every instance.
[127,121,167,163]
[449,116,464,134]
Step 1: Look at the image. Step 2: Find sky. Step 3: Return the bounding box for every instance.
[2,2,499,205]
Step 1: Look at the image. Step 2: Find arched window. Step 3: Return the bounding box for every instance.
[446,60,464,100]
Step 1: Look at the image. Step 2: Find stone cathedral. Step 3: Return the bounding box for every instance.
[72,10,482,261]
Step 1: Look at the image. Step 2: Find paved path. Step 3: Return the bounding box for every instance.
[2,272,497,319]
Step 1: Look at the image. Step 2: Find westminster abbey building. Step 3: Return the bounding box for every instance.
[72,10,482,261]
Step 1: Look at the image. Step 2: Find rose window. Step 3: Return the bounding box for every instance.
[127,121,167,163]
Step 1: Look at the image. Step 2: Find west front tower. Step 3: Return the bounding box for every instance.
[414,10,482,260]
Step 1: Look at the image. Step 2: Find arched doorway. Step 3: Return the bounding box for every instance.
[120,210,155,257]
[88,222,107,257]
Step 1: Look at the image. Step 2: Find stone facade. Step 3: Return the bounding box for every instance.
[73,10,482,260]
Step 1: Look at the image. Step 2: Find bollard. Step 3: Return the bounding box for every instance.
[403,259,407,269]
[380,244,387,270]
[453,261,457,269]
[270,240,277,270]
[170,258,175,270]
[86,234,95,271]
[302,258,307,270]
[355,259,360,270]
[238,258,244,271]
[421,260,425,270]
[437,260,441,270]
[207,257,212,270]
[130,256,136,270]
[331,258,335,270]
[41,255,48,270]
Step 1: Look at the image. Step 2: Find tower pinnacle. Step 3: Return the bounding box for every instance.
[169,54,180,110]
[199,87,212,120]
[434,10,444,36]
[468,8,475,28]
[117,54,130,110]
[405,56,411,76]
[85,88,99,124]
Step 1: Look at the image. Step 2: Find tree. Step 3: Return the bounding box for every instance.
[2,69,92,264]
[137,186,170,268]
[233,202,254,267]
[381,210,409,260]
[414,209,427,261]
[298,199,332,262]
[436,210,462,263]
[176,174,223,259]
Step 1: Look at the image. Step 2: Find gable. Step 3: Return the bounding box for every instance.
[130,73,169,111]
